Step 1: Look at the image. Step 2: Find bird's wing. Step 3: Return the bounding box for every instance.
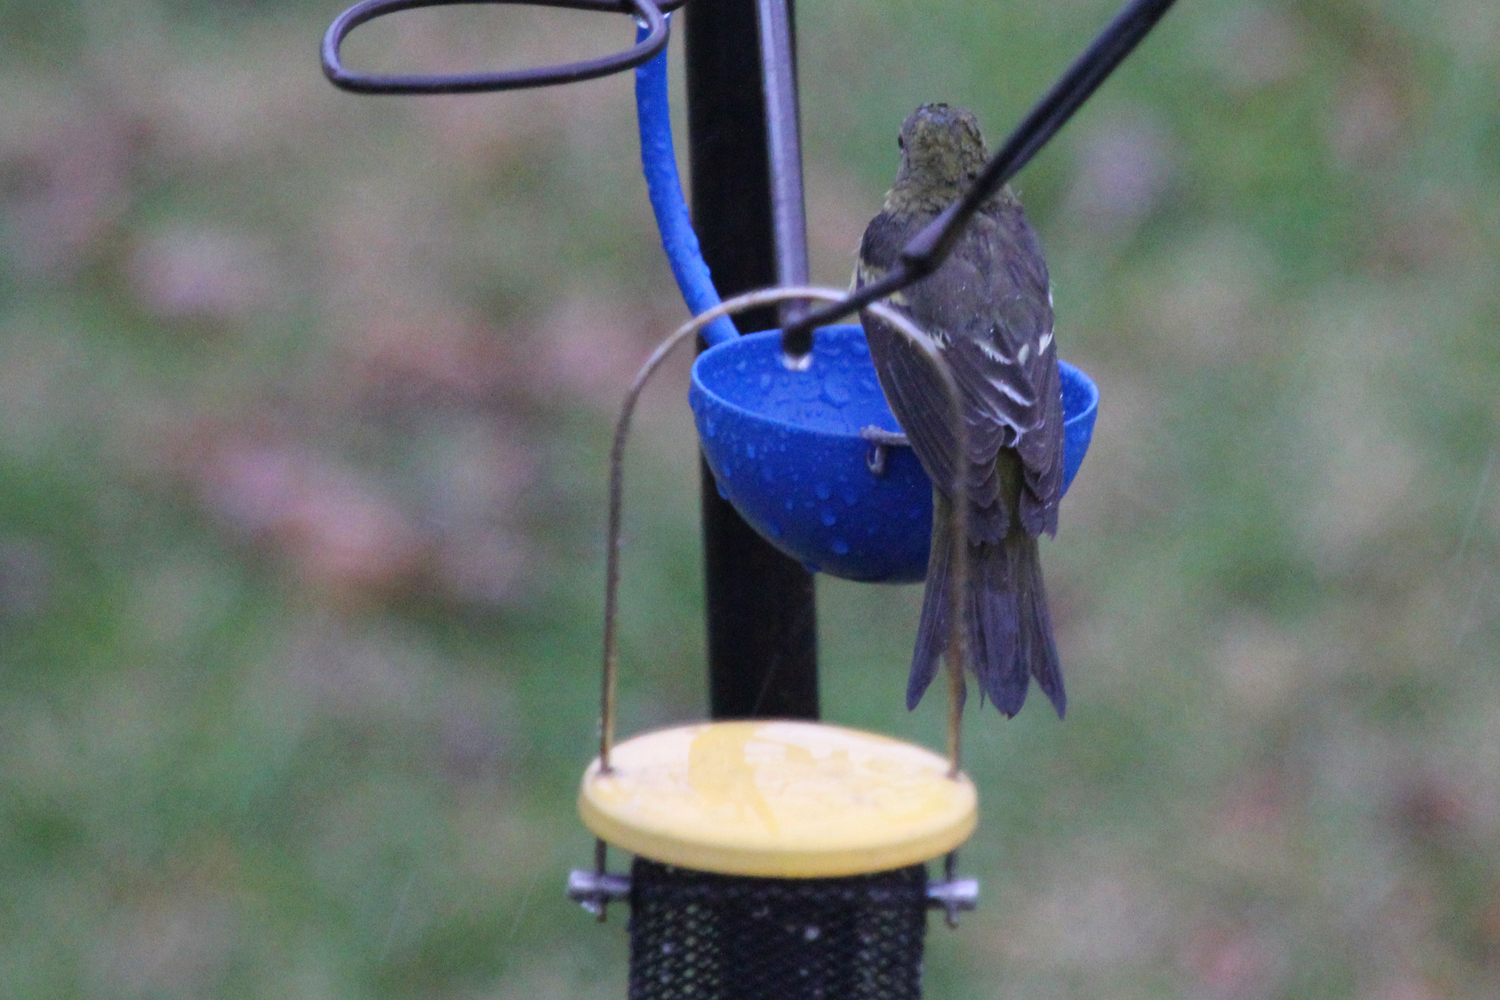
[857,200,1063,540]
[861,303,963,499]
[903,204,1064,537]
[856,209,965,506]
[1018,333,1063,536]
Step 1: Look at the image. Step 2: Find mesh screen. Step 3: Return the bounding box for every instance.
[627,858,928,1000]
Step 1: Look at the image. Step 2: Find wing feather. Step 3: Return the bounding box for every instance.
[857,196,1063,542]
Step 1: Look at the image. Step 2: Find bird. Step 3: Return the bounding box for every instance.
[855,103,1066,719]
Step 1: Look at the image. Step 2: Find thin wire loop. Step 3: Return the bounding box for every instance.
[323,0,675,94]
[599,286,971,779]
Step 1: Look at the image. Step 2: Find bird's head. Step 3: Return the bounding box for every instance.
[889,104,990,210]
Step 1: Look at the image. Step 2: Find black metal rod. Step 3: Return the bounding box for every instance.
[780,0,1179,356]
[686,0,818,721]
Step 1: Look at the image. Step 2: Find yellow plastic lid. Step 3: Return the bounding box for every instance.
[578,719,977,878]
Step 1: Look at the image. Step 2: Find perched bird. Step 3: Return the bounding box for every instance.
[856,103,1065,718]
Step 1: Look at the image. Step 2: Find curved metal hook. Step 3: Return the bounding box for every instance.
[322,0,675,95]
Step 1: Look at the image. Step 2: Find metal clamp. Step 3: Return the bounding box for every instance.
[571,867,977,924]
[322,0,680,95]
[860,425,910,476]
[567,868,632,918]
[926,877,980,925]
[928,852,979,927]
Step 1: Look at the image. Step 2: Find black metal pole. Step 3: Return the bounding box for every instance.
[685,0,818,721]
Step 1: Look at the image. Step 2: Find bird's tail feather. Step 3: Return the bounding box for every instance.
[1015,534,1064,717]
[906,496,1065,718]
[906,496,951,711]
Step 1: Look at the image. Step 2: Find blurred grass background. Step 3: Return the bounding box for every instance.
[2,0,1498,996]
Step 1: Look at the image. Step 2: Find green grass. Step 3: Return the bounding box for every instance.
[2,0,1499,996]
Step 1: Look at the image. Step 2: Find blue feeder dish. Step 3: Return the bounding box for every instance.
[690,324,1099,583]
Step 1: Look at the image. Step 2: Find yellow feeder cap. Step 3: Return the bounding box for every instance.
[578,719,977,878]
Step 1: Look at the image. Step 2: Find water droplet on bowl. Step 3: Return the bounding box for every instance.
[815,483,831,501]
[820,510,836,527]
[830,538,849,555]
[822,375,851,406]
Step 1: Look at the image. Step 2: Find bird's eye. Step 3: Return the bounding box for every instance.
[897,135,905,150]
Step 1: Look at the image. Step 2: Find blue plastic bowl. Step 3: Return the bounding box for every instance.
[689,324,1099,583]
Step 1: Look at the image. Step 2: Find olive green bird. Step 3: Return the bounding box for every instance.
[857,103,1065,718]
